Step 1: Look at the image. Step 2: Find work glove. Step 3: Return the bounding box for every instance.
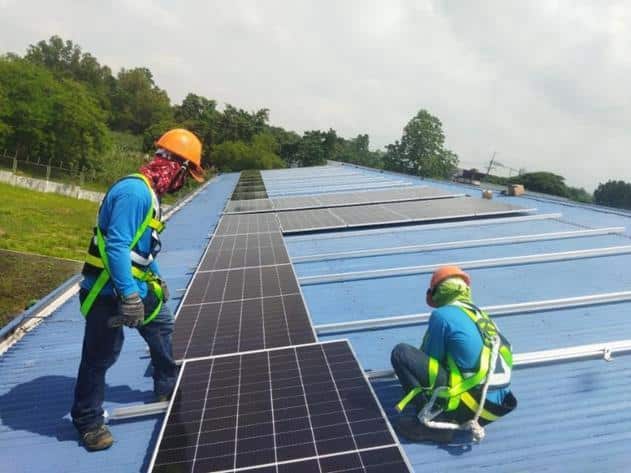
[109,293,145,328]
[160,279,170,302]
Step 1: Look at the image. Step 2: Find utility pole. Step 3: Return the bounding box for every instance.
[486,151,497,176]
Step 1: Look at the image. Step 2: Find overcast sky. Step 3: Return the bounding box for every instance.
[1,1,630,190]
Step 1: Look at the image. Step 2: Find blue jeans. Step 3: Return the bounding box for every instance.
[71,290,177,434]
[390,342,516,424]
[391,343,448,409]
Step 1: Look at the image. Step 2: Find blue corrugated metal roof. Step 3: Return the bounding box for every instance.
[3,163,631,472]
[0,173,239,473]
[268,164,631,472]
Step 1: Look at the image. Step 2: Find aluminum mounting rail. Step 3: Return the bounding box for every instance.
[366,339,631,379]
[111,337,631,420]
[292,227,625,263]
[286,213,563,242]
[299,245,631,285]
[107,401,169,421]
[314,290,631,334]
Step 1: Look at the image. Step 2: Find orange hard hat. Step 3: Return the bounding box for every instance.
[426,265,471,307]
[156,128,204,182]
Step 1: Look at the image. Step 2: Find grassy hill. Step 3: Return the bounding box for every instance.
[0,183,97,326]
[0,250,81,327]
[0,182,97,260]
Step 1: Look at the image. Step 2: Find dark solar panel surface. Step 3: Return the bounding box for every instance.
[276,209,344,232]
[183,264,298,305]
[175,183,316,360]
[279,197,532,233]
[150,341,409,473]
[225,199,274,213]
[332,205,405,227]
[216,214,280,235]
[173,294,314,359]
[199,232,289,271]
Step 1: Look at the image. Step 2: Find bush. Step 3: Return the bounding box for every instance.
[212,133,284,171]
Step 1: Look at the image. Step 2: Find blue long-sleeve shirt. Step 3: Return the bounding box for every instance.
[421,304,509,405]
[80,177,160,298]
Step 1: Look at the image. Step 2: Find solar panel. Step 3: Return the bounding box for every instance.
[182,264,299,305]
[331,205,406,227]
[175,215,316,360]
[200,232,289,271]
[173,294,316,360]
[225,199,274,213]
[270,195,322,209]
[276,209,344,232]
[279,197,534,233]
[216,214,280,236]
[149,341,411,473]
[227,187,463,214]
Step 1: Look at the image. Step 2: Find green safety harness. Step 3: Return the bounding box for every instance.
[396,301,513,423]
[80,173,165,325]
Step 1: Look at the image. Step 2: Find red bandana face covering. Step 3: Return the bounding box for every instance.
[140,156,187,196]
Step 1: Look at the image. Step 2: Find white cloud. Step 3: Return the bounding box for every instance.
[1,0,630,190]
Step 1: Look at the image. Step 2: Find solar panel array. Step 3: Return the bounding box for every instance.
[162,172,413,472]
[225,186,464,214]
[173,174,316,360]
[232,171,268,200]
[278,196,534,233]
[150,341,411,473]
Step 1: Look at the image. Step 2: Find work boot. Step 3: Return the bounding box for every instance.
[81,425,114,451]
[395,416,454,444]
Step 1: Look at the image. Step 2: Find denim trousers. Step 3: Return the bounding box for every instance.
[71,290,177,434]
[390,342,516,424]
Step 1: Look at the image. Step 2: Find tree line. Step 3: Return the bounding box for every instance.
[2,36,630,211]
[0,35,459,179]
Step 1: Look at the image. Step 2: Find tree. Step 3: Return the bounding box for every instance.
[292,129,337,167]
[510,172,568,197]
[216,105,269,143]
[593,181,631,210]
[0,56,109,167]
[267,126,301,164]
[211,132,284,171]
[110,68,172,133]
[25,36,115,118]
[174,93,220,157]
[384,109,458,178]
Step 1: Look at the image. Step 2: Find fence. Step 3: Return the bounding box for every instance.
[0,151,100,187]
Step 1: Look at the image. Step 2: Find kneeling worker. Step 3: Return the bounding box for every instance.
[391,265,517,443]
[71,129,205,451]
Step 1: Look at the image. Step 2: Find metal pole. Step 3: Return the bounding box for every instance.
[286,213,563,242]
[366,339,631,379]
[314,290,631,334]
[299,245,631,285]
[292,227,625,264]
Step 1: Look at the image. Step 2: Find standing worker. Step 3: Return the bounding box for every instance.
[71,129,204,451]
[391,266,517,443]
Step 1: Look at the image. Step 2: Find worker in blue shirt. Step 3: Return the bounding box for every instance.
[71,129,205,451]
[391,265,517,443]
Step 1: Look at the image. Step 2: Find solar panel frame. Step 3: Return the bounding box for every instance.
[148,340,412,473]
